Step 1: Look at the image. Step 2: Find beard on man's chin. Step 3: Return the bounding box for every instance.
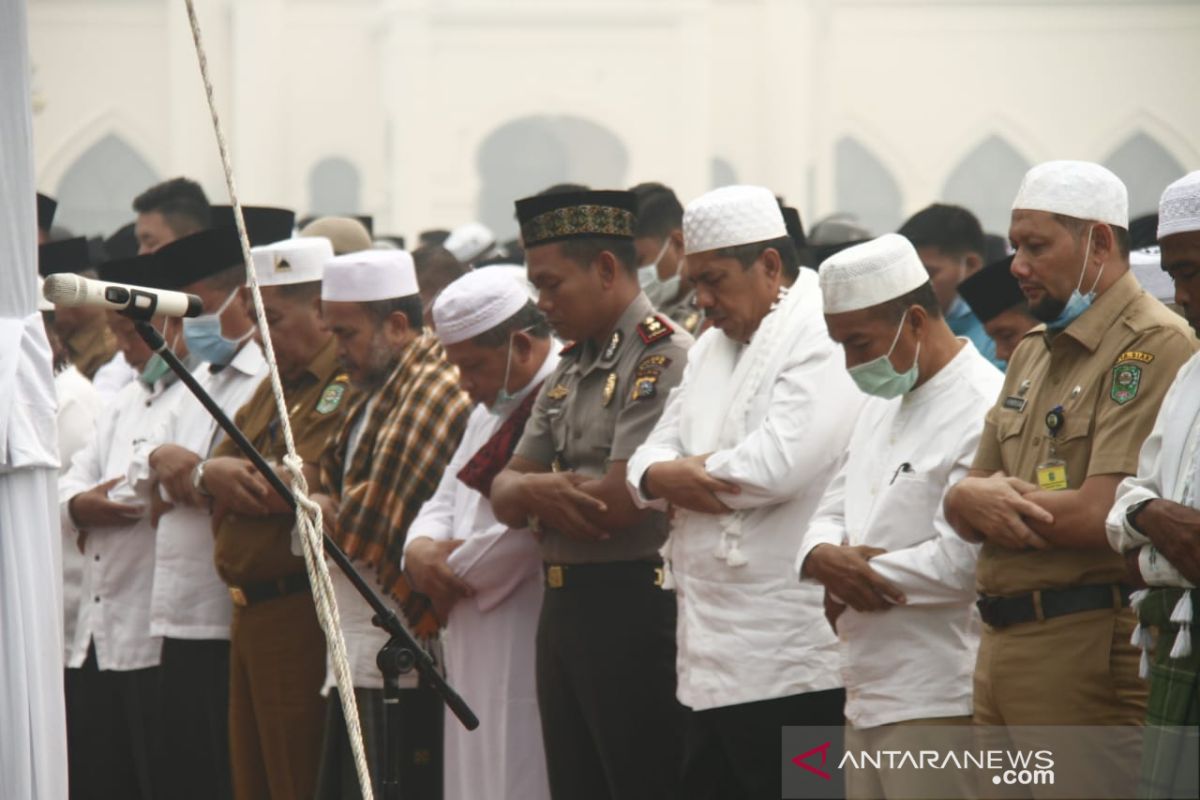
[1030,294,1067,323]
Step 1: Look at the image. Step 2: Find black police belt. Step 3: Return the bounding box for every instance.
[543,560,665,590]
[228,572,310,608]
[976,583,1132,629]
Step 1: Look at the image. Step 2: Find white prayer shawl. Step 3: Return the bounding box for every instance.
[402,350,558,800]
[0,1,69,796]
[1107,351,1200,665]
[627,269,865,710]
[797,341,1002,729]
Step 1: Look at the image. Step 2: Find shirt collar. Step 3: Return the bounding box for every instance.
[578,292,655,374]
[295,335,341,388]
[1050,269,1141,353]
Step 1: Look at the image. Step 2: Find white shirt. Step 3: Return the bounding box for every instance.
[54,364,101,663]
[627,274,865,711]
[129,344,268,640]
[91,351,137,404]
[404,353,557,800]
[60,376,187,670]
[1107,350,1200,587]
[797,340,1003,729]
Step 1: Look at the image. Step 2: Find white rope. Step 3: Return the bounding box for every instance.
[181,2,375,797]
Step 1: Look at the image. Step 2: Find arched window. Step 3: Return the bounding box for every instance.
[1104,132,1186,219]
[54,133,158,237]
[476,115,629,239]
[308,157,362,217]
[942,135,1031,234]
[834,136,902,235]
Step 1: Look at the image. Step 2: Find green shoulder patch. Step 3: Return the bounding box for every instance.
[1110,363,1142,405]
[316,380,348,414]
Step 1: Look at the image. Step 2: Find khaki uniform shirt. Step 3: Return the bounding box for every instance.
[973,271,1197,595]
[65,318,118,381]
[659,289,703,336]
[515,292,692,564]
[213,337,355,586]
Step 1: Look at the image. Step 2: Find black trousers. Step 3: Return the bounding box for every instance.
[65,643,162,800]
[160,637,232,800]
[681,687,846,800]
[536,573,685,800]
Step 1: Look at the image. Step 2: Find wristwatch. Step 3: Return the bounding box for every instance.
[1125,498,1153,535]
[192,459,212,497]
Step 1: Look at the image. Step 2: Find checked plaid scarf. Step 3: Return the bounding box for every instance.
[1136,587,1200,799]
[321,332,470,636]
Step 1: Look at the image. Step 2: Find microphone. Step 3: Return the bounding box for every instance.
[43,274,204,318]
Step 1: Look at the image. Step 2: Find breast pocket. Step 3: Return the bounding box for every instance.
[1050,416,1092,490]
[996,412,1027,473]
[861,472,946,552]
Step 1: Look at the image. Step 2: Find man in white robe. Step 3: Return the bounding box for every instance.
[1106,170,1200,800]
[626,185,865,799]
[796,233,1003,799]
[0,3,69,796]
[404,268,555,800]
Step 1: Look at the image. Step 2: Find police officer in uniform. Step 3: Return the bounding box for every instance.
[945,161,1198,798]
[631,182,702,335]
[197,236,355,799]
[492,189,693,800]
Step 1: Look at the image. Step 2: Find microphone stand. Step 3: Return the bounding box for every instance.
[132,319,477,800]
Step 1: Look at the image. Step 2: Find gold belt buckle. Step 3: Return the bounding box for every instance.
[546,565,564,589]
[229,586,248,607]
[654,567,665,587]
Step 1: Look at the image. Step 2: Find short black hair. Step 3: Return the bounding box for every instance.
[362,294,424,332]
[413,244,469,299]
[1128,214,1158,252]
[470,301,552,348]
[714,235,801,283]
[630,182,683,239]
[558,236,638,275]
[898,203,985,258]
[871,281,942,323]
[418,229,451,248]
[538,182,590,196]
[1052,214,1131,259]
[132,177,211,236]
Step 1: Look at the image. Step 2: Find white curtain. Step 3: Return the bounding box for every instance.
[0,0,70,797]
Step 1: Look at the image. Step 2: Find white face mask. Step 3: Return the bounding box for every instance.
[637,238,681,307]
[489,326,536,415]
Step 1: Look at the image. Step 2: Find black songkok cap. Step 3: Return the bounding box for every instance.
[957,255,1025,323]
[153,227,245,289]
[515,190,637,248]
[209,205,296,246]
[38,236,90,277]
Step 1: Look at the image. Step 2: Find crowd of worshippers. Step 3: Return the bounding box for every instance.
[35,161,1200,800]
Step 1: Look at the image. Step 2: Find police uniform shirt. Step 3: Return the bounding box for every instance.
[972,270,1198,595]
[659,289,703,336]
[514,292,692,564]
[213,337,353,586]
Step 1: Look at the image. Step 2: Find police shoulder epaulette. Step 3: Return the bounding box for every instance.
[636,314,673,345]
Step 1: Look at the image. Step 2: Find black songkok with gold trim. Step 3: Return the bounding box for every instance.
[515,189,637,248]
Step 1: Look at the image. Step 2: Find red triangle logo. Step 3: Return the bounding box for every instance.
[791,741,832,781]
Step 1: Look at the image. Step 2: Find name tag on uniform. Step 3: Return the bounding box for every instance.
[1002,395,1027,412]
[1036,459,1068,491]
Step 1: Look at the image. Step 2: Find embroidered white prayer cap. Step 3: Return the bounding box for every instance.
[1011,160,1128,229]
[444,222,496,264]
[1157,171,1200,239]
[251,237,333,287]
[484,264,538,302]
[819,233,930,314]
[682,185,787,255]
[321,249,418,302]
[1130,246,1175,305]
[432,267,530,346]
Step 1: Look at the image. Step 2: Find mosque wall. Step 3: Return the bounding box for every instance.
[28,0,1200,242]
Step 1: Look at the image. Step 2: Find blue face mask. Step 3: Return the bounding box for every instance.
[847,310,921,399]
[489,326,536,415]
[182,288,249,366]
[1046,227,1103,331]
